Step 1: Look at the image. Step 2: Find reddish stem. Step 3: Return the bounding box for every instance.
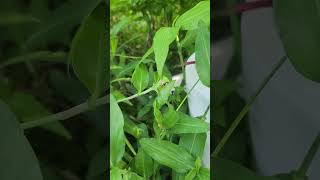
[185,61,195,66]
[235,0,272,13]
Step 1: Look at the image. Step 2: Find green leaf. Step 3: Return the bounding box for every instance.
[274,0,320,82]
[179,133,207,158]
[162,104,178,129]
[0,100,42,180]
[135,148,154,178]
[181,30,197,48]
[153,27,179,76]
[7,92,71,139]
[195,21,210,87]
[212,157,279,180]
[124,118,141,139]
[195,167,210,180]
[175,1,210,30]
[169,112,209,134]
[110,94,125,167]
[110,167,122,179]
[124,171,144,180]
[132,63,149,93]
[86,147,107,180]
[113,90,133,106]
[69,2,108,101]
[140,138,195,173]
[24,0,101,49]
[155,81,175,107]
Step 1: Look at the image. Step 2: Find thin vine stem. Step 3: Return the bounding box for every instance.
[176,79,200,112]
[114,54,142,59]
[212,56,287,157]
[176,36,185,80]
[298,132,320,175]
[21,87,154,129]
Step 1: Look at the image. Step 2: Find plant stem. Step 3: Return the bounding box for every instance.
[212,56,287,157]
[298,132,320,175]
[114,54,142,59]
[125,135,137,156]
[21,95,109,129]
[111,77,131,83]
[176,79,200,112]
[176,36,185,79]
[117,87,154,103]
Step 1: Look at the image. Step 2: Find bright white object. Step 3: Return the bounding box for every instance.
[241,2,320,179]
[185,53,210,168]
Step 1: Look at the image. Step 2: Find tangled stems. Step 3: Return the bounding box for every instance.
[212,56,287,157]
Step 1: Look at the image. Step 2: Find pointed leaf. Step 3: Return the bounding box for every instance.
[132,63,149,93]
[110,94,125,167]
[195,21,210,87]
[153,27,179,76]
[169,112,209,134]
[70,3,108,101]
[0,100,42,180]
[135,148,154,178]
[140,138,195,173]
[175,1,210,30]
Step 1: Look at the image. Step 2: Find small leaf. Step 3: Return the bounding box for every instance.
[124,118,141,139]
[169,112,209,134]
[69,2,108,101]
[195,21,210,87]
[162,104,178,129]
[124,171,144,180]
[274,0,320,82]
[132,63,149,93]
[0,100,42,180]
[153,27,179,76]
[110,94,125,167]
[155,81,175,107]
[175,1,210,30]
[140,138,195,173]
[135,148,154,178]
[113,90,132,106]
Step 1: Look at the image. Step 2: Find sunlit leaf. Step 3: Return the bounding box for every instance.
[132,63,149,93]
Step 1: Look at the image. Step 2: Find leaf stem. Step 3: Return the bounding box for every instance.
[21,95,109,129]
[298,132,320,175]
[176,79,200,112]
[212,56,287,157]
[176,36,185,79]
[117,87,154,103]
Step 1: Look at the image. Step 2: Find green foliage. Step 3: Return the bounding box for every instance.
[274,0,320,82]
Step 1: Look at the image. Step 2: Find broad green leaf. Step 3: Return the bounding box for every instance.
[7,92,71,139]
[175,1,210,30]
[274,0,320,82]
[162,104,178,129]
[69,2,108,102]
[0,100,42,180]
[195,167,210,180]
[169,112,209,134]
[135,148,154,178]
[110,94,125,167]
[212,157,279,180]
[179,133,207,158]
[132,63,149,93]
[140,138,195,173]
[86,148,107,180]
[0,51,66,69]
[124,171,144,180]
[110,167,122,179]
[195,21,210,87]
[153,27,179,76]
[153,102,164,127]
[24,0,101,49]
[0,12,40,25]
